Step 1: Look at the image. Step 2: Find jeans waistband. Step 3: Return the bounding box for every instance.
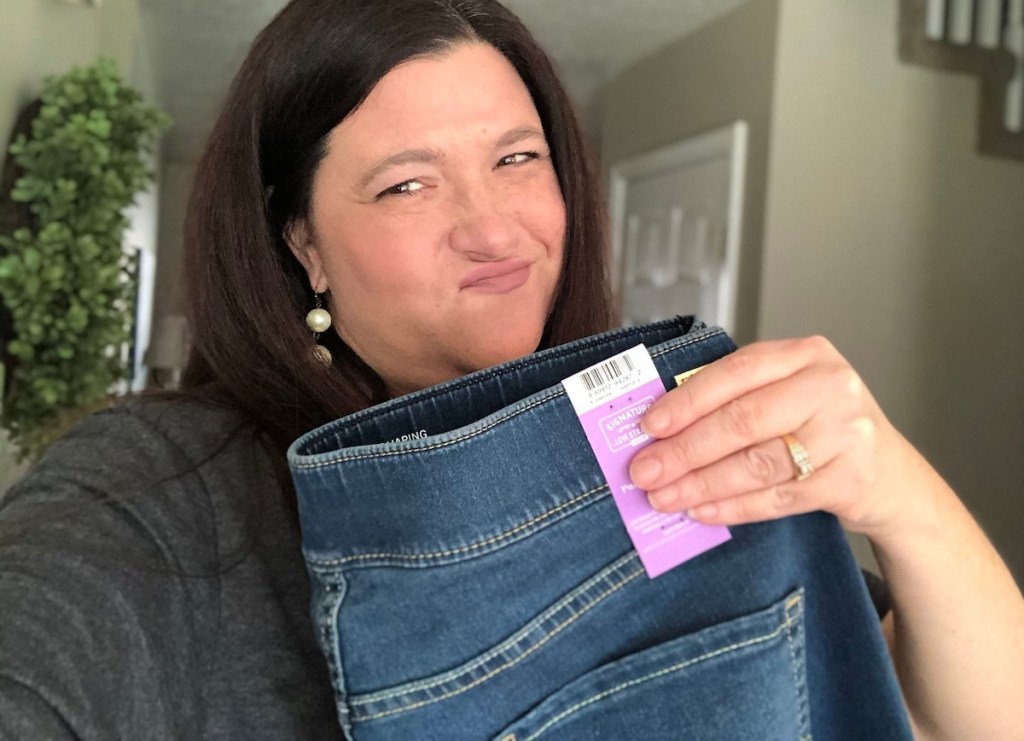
[288,317,737,565]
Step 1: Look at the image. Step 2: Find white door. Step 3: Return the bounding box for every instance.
[609,122,747,332]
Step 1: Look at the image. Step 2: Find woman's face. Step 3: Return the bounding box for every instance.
[290,42,566,396]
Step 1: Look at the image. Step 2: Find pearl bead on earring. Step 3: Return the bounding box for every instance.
[305,307,332,333]
[306,292,333,366]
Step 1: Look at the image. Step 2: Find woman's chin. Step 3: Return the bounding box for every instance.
[480,328,545,367]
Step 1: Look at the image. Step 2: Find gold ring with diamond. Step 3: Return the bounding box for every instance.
[782,433,815,481]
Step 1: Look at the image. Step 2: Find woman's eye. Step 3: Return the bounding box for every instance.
[378,179,425,199]
[498,151,541,167]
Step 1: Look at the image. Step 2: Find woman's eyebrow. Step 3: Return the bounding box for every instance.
[358,148,442,190]
[357,126,546,190]
[494,125,546,149]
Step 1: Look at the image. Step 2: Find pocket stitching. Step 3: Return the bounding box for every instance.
[522,593,805,741]
[350,554,646,722]
[783,593,811,738]
[319,572,356,740]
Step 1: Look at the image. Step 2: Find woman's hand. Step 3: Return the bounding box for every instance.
[630,335,1024,740]
[629,335,933,539]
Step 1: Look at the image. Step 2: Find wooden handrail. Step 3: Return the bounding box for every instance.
[899,0,1024,160]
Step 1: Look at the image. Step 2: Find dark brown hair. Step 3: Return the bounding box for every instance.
[182,0,611,451]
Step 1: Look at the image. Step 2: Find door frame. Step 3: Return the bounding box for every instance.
[607,120,748,332]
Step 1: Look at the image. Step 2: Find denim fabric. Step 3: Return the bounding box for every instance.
[289,317,912,740]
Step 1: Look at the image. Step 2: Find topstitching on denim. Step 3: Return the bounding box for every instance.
[782,591,811,739]
[297,387,564,468]
[291,327,726,470]
[316,569,353,738]
[305,481,611,570]
[293,317,707,457]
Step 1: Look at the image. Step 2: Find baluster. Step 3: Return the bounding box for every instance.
[926,0,946,40]
[948,0,973,44]
[1007,0,1024,131]
[976,0,1002,48]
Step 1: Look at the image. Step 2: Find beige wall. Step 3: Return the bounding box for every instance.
[601,0,1023,582]
[0,0,149,172]
[600,0,781,346]
[761,0,1024,581]
[1,0,153,489]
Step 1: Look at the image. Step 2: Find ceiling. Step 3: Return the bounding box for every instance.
[137,0,751,163]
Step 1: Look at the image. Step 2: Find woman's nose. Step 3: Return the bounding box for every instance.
[449,192,517,261]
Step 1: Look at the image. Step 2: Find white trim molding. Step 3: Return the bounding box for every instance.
[608,120,748,333]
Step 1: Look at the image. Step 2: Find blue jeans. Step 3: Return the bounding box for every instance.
[289,317,912,740]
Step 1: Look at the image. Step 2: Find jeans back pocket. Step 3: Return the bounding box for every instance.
[493,589,810,741]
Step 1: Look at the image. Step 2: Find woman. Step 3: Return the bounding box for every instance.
[1,0,1021,738]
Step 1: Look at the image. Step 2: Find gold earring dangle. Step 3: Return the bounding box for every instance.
[306,293,333,366]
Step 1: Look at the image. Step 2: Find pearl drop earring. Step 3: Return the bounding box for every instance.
[306,293,333,366]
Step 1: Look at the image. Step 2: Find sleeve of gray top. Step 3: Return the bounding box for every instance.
[0,405,223,740]
[0,676,78,739]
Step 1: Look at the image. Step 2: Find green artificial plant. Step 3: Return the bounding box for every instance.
[0,58,170,460]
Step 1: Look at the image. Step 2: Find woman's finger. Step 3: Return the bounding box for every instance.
[641,335,840,439]
[631,361,854,491]
[680,456,854,526]
[646,415,858,512]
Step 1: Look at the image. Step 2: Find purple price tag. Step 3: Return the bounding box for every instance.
[563,345,731,578]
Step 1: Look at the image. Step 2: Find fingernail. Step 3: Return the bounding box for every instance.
[642,407,670,436]
[631,457,662,487]
[687,504,717,521]
[648,491,673,512]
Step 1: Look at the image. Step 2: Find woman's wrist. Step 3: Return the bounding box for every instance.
[856,431,955,555]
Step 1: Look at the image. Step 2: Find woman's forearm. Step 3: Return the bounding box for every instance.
[869,434,1024,739]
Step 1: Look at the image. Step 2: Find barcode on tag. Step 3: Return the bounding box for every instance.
[580,355,635,391]
[563,345,661,416]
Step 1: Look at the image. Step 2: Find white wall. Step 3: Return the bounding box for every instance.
[761,0,1024,582]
